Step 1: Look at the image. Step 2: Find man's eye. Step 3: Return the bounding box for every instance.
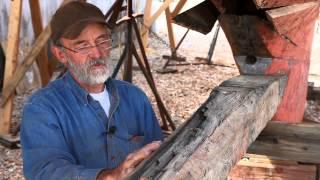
[76,46,91,52]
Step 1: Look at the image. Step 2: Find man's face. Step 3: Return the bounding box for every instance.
[59,23,111,86]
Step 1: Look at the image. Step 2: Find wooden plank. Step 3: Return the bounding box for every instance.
[129,75,286,179]
[29,0,51,86]
[171,0,187,18]
[165,7,176,53]
[266,2,320,45]
[229,154,317,180]
[142,0,152,48]
[0,0,73,108]
[145,0,174,27]
[254,0,318,9]
[261,121,320,140]
[0,0,22,134]
[248,121,320,164]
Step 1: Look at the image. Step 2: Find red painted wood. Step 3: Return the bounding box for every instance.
[255,5,319,122]
[254,0,317,9]
[219,3,319,123]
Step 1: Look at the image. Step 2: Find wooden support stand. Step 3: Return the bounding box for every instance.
[128,75,286,179]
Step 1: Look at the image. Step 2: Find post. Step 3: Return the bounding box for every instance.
[0,0,22,134]
[29,0,51,85]
[142,0,152,48]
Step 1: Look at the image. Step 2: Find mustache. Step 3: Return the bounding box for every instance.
[88,58,107,66]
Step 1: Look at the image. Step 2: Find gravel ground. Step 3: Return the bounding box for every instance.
[0,34,319,179]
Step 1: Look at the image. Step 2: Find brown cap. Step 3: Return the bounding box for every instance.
[50,1,108,44]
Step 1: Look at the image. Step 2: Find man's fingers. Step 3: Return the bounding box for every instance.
[124,141,161,168]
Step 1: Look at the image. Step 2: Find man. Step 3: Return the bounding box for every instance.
[20,1,163,180]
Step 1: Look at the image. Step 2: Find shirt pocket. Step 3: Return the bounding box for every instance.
[108,132,145,155]
[128,134,145,152]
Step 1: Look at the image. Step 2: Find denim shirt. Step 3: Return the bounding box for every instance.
[20,72,163,180]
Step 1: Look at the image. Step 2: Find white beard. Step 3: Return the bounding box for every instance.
[67,57,110,85]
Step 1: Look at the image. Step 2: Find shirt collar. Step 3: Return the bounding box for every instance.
[64,71,91,105]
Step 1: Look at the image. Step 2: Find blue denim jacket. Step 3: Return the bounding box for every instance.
[21,72,163,180]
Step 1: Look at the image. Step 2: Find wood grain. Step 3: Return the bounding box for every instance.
[229,154,317,180]
[128,75,286,180]
[254,0,318,9]
[248,121,320,164]
[29,0,51,85]
[0,0,22,134]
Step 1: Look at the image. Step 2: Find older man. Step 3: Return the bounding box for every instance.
[20,1,163,180]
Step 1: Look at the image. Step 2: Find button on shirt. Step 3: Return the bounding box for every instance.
[20,71,163,180]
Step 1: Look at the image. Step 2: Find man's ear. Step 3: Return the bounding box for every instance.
[51,44,67,64]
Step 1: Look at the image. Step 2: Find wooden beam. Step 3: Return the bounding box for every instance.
[229,154,317,179]
[261,121,320,140]
[248,121,320,164]
[141,0,152,48]
[129,75,286,179]
[0,0,22,134]
[29,0,51,86]
[171,0,187,18]
[254,0,318,9]
[218,15,272,57]
[219,7,319,123]
[145,0,174,27]
[165,7,176,53]
[266,2,320,45]
[0,0,73,108]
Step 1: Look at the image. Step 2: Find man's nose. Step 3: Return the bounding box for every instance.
[89,46,103,59]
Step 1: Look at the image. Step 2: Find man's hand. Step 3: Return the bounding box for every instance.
[97,141,161,180]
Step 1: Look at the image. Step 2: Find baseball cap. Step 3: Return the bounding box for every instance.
[50,1,109,44]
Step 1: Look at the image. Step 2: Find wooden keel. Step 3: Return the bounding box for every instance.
[219,2,320,123]
[128,75,286,180]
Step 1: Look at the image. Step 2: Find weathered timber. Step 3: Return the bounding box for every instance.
[128,75,286,180]
[248,121,320,164]
[254,0,318,9]
[218,15,272,57]
[266,2,319,45]
[229,154,317,179]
